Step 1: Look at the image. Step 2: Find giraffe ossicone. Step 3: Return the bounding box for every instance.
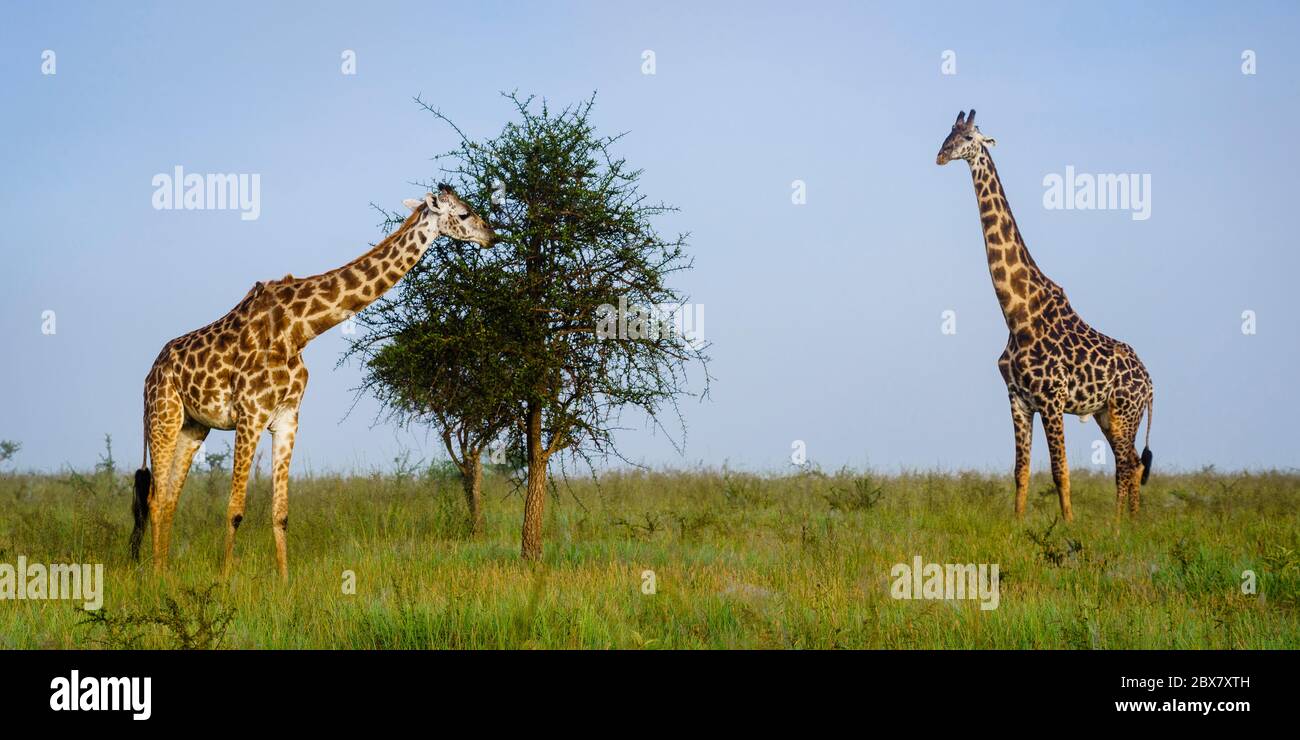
[130,189,496,579]
[937,110,1154,522]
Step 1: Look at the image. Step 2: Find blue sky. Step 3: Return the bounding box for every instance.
[1,1,1297,475]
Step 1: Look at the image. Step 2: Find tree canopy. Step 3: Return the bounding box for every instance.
[347,92,709,558]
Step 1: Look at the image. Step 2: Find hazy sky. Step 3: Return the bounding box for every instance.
[2,1,1297,475]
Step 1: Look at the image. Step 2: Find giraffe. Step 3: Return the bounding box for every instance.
[936,110,1154,521]
[130,185,496,579]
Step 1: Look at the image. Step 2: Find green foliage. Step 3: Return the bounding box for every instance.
[200,440,232,498]
[347,92,709,477]
[202,441,231,473]
[346,242,517,471]
[0,440,21,468]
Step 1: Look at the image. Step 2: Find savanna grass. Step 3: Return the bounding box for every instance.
[0,463,1296,649]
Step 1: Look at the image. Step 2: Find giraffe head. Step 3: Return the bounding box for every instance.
[403,184,496,247]
[936,110,997,166]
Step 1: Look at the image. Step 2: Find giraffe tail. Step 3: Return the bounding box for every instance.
[1139,395,1154,485]
[130,420,151,562]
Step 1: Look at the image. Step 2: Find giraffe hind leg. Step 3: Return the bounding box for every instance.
[167,420,209,500]
[1042,412,1073,522]
[1101,398,1143,519]
[1009,395,1033,517]
[158,419,209,558]
[1118,397,1146,516]
[1126,404,1146,515]
[1097,407,1129,521]
[145,389,184,572]
[154,418,207,569]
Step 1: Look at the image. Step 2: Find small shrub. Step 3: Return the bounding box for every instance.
[721,472,767,508]
[80,584,236,650]
[1025,517,1084,567]
[611,511,664,540]
[824,476,885,512]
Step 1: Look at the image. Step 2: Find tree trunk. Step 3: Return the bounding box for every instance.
[461,452,484,536]
[520,403,547,560]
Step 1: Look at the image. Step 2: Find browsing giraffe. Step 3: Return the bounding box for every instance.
[130,186,496,579]
[936,110,1154,521]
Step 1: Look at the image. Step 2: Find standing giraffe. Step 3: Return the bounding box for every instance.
[936,110,1154,521]
[130,186,496,579]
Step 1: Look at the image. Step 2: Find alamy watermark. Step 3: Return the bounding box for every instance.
[1043,166,1151,221]
[50,670,150,720]
[595,296,705,348]
[890,555,1000,610]
[0,557,103,610]
[152,166,261,221]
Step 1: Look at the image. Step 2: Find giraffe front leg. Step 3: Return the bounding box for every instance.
[222,416,263,578]
[1042,413,1073,522]
[269,409,298,583]
[1009,395,1033,517]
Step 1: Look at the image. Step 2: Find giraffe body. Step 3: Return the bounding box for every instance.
[131,187,495,578]
[938,111,1154,521]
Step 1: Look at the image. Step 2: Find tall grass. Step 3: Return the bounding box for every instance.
[0,463,1296,649]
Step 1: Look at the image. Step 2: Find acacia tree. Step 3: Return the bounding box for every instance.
[449,91,712,554]
[420,92,709,560]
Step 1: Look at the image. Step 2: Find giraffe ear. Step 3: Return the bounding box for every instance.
[402,198,421,211]
[424,191,442,212]
[983,137,997,147]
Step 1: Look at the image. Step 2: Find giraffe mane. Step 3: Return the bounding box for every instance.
[393,204,428,232]
[331,207,429,274]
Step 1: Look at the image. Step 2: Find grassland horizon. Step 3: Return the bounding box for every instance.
[2,460,1295,649]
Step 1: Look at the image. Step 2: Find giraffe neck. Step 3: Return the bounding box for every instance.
[285,209,438,348]
[967,148,1050,332]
